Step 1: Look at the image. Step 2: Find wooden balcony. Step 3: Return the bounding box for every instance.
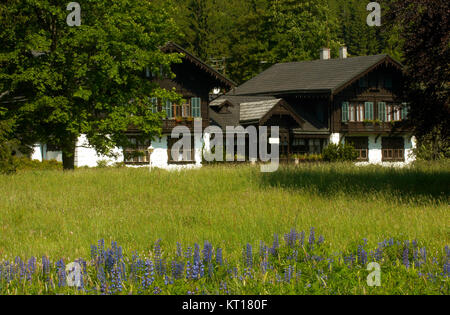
[340,121,410,134]
[162,118,209,133]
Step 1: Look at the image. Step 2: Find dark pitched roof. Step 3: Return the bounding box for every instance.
[240,99,282,122]
[209,95,276,128]
[162,42,236,89]
[230,54,403,96]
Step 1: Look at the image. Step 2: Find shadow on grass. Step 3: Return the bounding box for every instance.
[259,163,450,204]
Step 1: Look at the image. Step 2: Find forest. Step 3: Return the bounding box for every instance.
[169,0,403,84]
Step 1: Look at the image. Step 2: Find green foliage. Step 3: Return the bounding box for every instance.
[0,107,17,174]
[0,0,182,169]
[322,143,358,162]
[12,157,62,171]
[173,0,404,84]
[386,0,449,152]
[0,231,448,295]
[414,129,450,161]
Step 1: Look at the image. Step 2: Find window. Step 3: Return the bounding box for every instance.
[191,97,201,118]
[378,102,386,121]
[124,137,150,164]
[168,135,195,163]
[309,139,322,154]
[342,102,349,122]
[364,102,374,120]
[386,104,401,122]
[291,138,326,155]
[182,102,191,118]
[355,104,364,122]
[382,137,405,162]
[164,99,173,118]
[346,137,369,161]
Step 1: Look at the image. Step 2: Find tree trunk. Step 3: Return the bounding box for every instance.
[62,139,76,170]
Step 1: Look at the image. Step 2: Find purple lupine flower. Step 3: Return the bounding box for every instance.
[193,244,201,265]
[296,231,304,247]
[309,228,315,246]
[26,257,36,282]
[142,260,154,290]
[90,245,97,261]
[219,281,229,295]
[56,259,66,287]
[97,265,107,294]
[284,265,293,283]
[153,286,161,295]
[208,262,214,278]
[98,239,105,264]
[270,234,279,256]
[403,246,410,268]
[191,261,200,280]
[318,235,325,245]
[185,247,192,260]
[216,248,223,266]
[42,256,50,282]
[374,245,383,262]
[202,241,213,263]
[186,261,191,279]
[358,245,368,265]
[172,261,185,280]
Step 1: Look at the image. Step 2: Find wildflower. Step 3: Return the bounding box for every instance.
[56,259,66,287]
[216,248,223,266]
[309,228,315,246]
[42,256,51,282]
[284,265,293,283]
[358,245,368,265]
[219,281,229,295]
[185,247,192,260]
[193,244,201,265]
[403,246,410,269]
[202,241,213,263]
[318,235,325,245]
[142,260,154,290]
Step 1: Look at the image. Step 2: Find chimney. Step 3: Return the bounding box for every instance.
[339,46,348,59]
[320,48,331,60]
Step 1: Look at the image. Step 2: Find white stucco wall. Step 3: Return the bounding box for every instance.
[31,144,43,161]
[74,134,123,168]
[345,134,417,166]
[330,133,340,145]
[368,135,382,164]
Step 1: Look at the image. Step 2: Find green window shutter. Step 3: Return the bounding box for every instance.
[191,97,201,118]
[365,102,374,120]
[342,102,349,122]
[151,97,158,113]
[378,102,386,121]
[165,100,173,118]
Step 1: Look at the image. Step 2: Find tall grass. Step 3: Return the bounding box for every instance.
[0,162,448,262]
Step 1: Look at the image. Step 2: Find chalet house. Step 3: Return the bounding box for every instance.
[29,43,235,169]
[210,47,416,164]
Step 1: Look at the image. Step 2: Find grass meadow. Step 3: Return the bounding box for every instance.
[0,162,449,294]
